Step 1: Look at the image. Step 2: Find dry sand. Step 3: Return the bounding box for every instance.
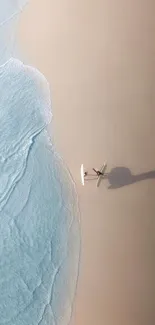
[18,1,155,324]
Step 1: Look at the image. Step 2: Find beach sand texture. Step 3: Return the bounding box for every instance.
[18,1,155,324]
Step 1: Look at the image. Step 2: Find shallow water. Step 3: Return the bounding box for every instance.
[0,3,80,324]
[0,0,27,26]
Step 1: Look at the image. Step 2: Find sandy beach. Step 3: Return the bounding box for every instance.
[18,1,155,324]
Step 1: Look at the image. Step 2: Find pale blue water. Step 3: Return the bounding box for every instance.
[0,2,80,325]
[0,0,27,26]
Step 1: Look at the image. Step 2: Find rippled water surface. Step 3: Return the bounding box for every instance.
[0,3,80,325]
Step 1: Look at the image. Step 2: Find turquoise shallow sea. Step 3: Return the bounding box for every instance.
[0,2,80,325]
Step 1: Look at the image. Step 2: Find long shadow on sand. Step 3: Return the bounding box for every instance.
[104,167,155,189]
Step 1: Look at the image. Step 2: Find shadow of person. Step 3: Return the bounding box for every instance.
[105,167,155,189]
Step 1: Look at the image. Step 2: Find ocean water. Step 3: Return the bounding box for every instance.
[0,2,80,325]
[0,0,27,26]
[0,0,25,66]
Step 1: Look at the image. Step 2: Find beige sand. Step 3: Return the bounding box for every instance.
[18,1,155,324]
